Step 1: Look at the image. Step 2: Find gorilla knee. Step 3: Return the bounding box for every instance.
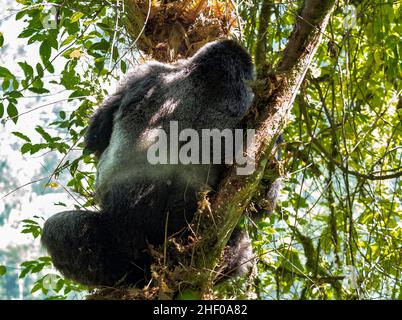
[42,211,108,286]
[42,210,149,286]
[42,210,100,254]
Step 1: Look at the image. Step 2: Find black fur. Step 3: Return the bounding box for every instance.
[42,40,256,286]
[84,94,121,158]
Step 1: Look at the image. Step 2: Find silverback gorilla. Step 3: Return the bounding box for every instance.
[42,40,256,286]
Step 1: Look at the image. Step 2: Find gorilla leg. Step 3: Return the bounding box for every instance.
[42,210,150,286]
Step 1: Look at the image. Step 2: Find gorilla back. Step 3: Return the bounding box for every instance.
[42,40,255,286]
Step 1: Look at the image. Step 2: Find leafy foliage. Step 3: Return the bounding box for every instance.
[239,0,402,299]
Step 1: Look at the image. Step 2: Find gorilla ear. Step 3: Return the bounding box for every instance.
[84,95,121,157]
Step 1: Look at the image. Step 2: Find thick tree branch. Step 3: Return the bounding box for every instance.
[189,0,336,294]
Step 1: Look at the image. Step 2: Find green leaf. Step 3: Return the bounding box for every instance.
[31,263,45,273]
[20,260,36,267]
[90,40,109,52]
[121,60,127,74]
[28,33,45,45]
[40,40,51,62]
[61,35,75,46]
[36,63,44,77]
[18,28,36,39]
[2,78,10,90]
[55,279,64,292]
[43,60,55,74]
[19,267,31,279]
[7,103,18,123]
[21,143,32,154]
[22,219,38,225]
[31,282,42,293]
[0,32,4,48]
[70,12,84,23]
[32,77,44,89]
[15,11,26,20]
[28,87,50,94]
[48,34,59,50]
[8,91,23,99]
[12,79,19,90]
[12,131,31,142]
[30,143,48,154]
[38,256,51,263]
[35,126,53,142]
[0,66,13,78]
[18,61,34,79]
[0,265,6,276]
[0,103,4,118]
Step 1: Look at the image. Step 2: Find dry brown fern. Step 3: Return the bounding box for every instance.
[124,0,242,61]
